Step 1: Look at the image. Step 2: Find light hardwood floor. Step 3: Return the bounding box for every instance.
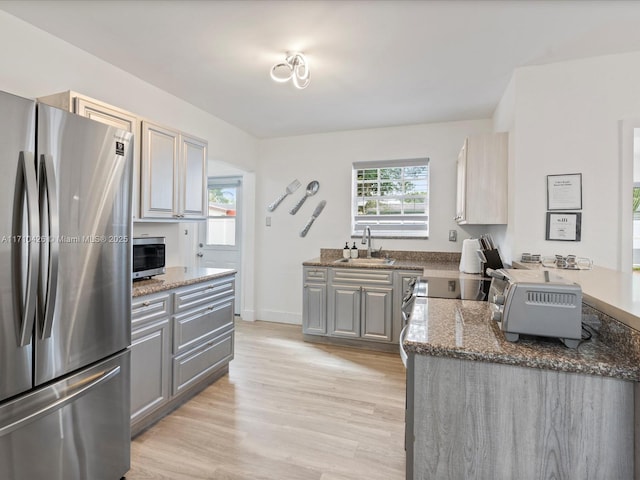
[126,320,407,480]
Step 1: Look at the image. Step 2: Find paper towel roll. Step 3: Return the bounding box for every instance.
[459,238,482,273]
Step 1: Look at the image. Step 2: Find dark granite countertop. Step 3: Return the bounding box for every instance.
[303,248,462,272]
[132,266,236,297]
[404,297,640,381]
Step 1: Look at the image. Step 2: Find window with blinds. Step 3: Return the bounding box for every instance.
[352,158,429,238]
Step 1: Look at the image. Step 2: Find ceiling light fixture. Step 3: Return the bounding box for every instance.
[270,52,310,89]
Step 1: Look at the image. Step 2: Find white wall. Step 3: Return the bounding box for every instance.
[500,51,640,269]
[255,120,492,323]
[0,11,258,173]
[0,11,259,315]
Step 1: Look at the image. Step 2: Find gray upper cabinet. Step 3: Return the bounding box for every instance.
[141,121,180,219]
[141,121,207,220]
[38,91,141,219]
[180,134,208,219]
[38,91,208,222]
[455,132,508,225]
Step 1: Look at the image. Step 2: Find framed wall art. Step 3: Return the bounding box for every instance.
[545,212,582,241]
[547,173,582,210]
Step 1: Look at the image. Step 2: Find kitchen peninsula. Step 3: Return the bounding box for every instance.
[403,265,640,480]
[131,266,236,436]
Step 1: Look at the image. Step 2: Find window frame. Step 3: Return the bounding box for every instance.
[351,158,430,239]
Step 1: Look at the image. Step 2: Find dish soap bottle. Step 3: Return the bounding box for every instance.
[343,242,350,259]
[350,242,359,259]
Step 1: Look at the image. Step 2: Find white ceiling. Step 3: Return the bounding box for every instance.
[3,0,640,138]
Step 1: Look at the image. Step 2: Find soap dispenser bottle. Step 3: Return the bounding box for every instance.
[350,242,359,259]
[343,242,350,259]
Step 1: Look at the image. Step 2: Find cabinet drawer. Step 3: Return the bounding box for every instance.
[173,300,234,354]
[172,330,234,395]
[331,268,393,285]
[131,292,172,329]
[174,277,235,313]
[304,267,327,283]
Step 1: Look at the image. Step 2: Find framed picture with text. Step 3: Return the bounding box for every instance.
[547,173,582,210]
[545,212,582,241]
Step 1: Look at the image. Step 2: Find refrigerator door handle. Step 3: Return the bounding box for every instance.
[0,365,121,438]
[12,151,39,347]
[38,154,59,339]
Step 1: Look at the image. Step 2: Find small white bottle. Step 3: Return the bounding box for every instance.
[343,242,350,259]
[350,242,359,259]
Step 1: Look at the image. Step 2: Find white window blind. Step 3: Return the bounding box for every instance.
[352,158,429,238]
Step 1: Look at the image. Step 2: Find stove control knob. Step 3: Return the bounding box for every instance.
[491,311,502,322]
[493,294,505,305]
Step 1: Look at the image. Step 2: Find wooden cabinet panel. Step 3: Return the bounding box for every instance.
[174,277,235,313]
[456,132,508,225]
[173,300,234,355]
[141,121,179,218]
[173,330,234,395]
[141,121,207,220]
[361,287,393,342]
[303,283,326,335]
[131,291,172,330]
[329,285,361,337]
[409,355,634,479]
[131,273,235,436]
[180,134,207,218]
[130,318,171,424]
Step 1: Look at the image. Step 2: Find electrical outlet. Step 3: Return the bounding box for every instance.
[448,229,457,242]
[266,216,271,227]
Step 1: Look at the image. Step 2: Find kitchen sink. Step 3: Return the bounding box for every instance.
[334,257,395,265]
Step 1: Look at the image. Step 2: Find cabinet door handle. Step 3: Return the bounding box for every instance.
[141,301,150,307]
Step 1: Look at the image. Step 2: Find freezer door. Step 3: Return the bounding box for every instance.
[0,91,36,402]
[35,104,133,385]
[0,350,130,480]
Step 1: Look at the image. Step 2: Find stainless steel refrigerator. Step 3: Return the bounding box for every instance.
[0,90,133,480]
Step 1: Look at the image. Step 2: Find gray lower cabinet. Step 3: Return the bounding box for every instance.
[303,266,419,347]
[329,284,361,337]
[130,291,172,429]
[302,267,327,335]
[328,268,394,343]
[130,273,235,436]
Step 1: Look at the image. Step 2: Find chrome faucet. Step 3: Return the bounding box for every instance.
[361,226,372,258]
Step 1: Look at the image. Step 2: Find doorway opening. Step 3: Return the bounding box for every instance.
[198,176,242,314]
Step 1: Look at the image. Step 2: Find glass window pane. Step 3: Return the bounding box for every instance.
[352,159,429,237]
[403,198,426,214]
[380,167,401,180]
[358,182,378,196]
[206,185,237,245]
[404,166,427,180]
[379,199,402,214]
[404,180,428,195]
[206,218,236,246]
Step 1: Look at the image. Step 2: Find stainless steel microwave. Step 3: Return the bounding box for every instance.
[132,237,166,280]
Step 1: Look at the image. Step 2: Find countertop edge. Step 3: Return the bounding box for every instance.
[132,267,237,297]
[404,340,640,382]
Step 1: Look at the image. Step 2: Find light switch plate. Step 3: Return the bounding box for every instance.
[266,216,271,227]
[448,229,457,242]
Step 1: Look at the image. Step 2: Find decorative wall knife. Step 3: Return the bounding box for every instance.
[300,200,326,237]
